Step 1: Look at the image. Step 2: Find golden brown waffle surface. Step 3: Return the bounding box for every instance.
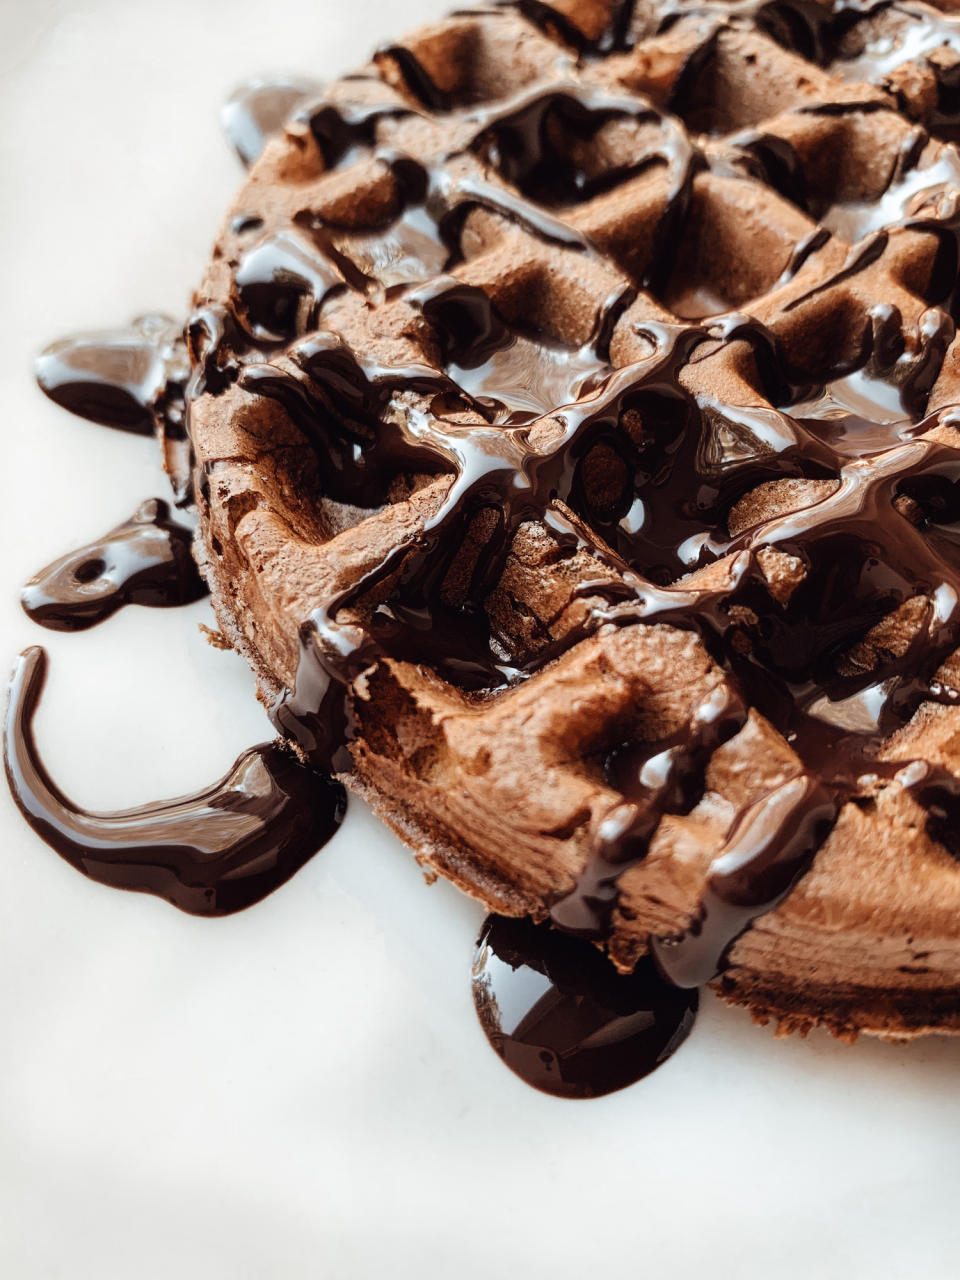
[185,0,960,1039]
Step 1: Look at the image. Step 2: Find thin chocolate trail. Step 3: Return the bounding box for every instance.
[473,914,698,1098]
[21,499,207,632]
[4,648,346,916]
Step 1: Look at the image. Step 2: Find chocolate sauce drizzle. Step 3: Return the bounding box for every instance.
[4,648,345,915]
[214,5,960,1026]
[12,0,960,1095]
[21,499,206,632]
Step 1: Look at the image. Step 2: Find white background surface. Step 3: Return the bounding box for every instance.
[2,3,960,1277]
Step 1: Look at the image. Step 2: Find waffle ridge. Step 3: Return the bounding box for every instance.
[186,0,960,1039]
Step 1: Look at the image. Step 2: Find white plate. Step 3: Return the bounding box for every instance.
[2,5,960,1278]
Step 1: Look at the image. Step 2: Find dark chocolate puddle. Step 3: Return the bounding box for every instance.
[473,914,698,1098]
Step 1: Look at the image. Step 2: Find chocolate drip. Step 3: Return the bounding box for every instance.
[4,648,345,915]
[506,0,598,53]
[307,99,415,168]
[501,0,639,54]
[375,43,455,111]
[472,914,698,1098]
[291,82,703,301]
[898,757,960,860]
[261,327,700,756]
[21,500,206,632]
[654,775,838,987]
[468,83,698,290]
[469,84,694,208]
[551,684,750,936]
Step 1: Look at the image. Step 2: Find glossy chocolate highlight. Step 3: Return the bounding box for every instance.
[21,499,206,632]
[473,913,698,1097]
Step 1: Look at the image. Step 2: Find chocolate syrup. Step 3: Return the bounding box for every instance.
[473,914,698,1098]
[35,315,187,438]
[21,499,206,632]
[222,77,323,168]
[233,232,346,341]
[448,332,610,419]
[653,775,838,987]
[4,648,345,915]
[15,0,960,1098]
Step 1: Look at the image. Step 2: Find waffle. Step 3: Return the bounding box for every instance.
[184,0,960,1039]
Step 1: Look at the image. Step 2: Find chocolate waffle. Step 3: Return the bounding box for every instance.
[185,0,960,1040]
